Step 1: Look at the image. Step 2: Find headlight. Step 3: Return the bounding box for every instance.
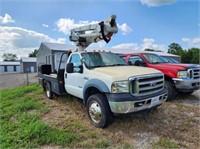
[177,70,188,78]
[111,81,129,93]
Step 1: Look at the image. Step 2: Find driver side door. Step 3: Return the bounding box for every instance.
[65,53,84,99]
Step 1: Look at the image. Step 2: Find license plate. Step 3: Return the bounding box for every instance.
[150,96,159,107]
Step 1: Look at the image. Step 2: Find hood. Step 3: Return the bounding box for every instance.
[177,63,200,69]
[150,63,200,71]
[91,66,162,80]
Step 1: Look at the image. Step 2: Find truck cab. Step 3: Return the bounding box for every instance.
[119,52,200,100]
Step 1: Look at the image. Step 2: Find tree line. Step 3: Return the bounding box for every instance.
[2,43,199,64]
[167,43,199,64]
[1,49,38,61]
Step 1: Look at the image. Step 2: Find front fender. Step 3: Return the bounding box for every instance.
[83,79,110,102]
[164,71,177,78]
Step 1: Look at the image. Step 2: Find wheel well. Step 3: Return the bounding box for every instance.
[84,87,103,106]
[164,75,177,89]
[43,81,51,91]
[42,80,47,91]
[164,76,173,84]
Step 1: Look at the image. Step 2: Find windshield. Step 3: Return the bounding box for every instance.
[143,53,169,64]
[81,52,127,68]
[162,56,179,63]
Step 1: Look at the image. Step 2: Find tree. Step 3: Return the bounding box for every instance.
[168,43,200,64]
[2,53,18,61]
[168,43,183,55]
[185,48,200,64]
[29,49,38,57]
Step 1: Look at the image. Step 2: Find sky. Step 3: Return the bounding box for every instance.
[0,0,199,61]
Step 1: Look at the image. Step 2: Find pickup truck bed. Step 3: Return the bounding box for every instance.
[38,69,67,96]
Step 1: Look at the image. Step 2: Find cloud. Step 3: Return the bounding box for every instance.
[55,18,94,34]
[42,24,49,28]
[182,37,200,48]
[0,13,15,24]
[141,38,166,50]
[55,18,73,34]
[140,0,176,7]
[0,26,66,61]
[118,23,133,35]
[55,18,132,35]
[111,38,167,53]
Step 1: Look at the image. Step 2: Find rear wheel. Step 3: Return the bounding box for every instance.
[46,82,53,99]
[87,94,113,128]
[165,80,177,101]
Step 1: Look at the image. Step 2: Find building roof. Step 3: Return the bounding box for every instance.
[41,42,75,51]
[20,57,37,62]
[0,61,20,65]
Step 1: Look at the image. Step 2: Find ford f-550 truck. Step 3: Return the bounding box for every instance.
[38,51,167,128]
[119,52,200,100]
[37,15,167,128]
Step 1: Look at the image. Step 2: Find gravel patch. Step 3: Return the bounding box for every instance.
[0,73,38,90]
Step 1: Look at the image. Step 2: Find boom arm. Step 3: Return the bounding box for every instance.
[69,15,118,51]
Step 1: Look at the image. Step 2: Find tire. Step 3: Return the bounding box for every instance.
[45,82,53,99]
[165,80,177,101]
[178,91,194,95]
[87,94,113,128]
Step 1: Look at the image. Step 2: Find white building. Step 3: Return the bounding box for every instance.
[0,57,37,73]
[20,57,37,73]
[0,61,21,73]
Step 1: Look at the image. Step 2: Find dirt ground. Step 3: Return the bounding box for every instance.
[40,89,200,148]
[0,72,38,90]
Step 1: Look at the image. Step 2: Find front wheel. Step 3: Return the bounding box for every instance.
[87,94,113,128]
[165,80,177,101]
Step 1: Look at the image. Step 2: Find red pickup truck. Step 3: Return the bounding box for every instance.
[119,52,200,100]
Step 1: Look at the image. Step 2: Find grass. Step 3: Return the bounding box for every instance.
[0,84,78,148]
[95,139,110,148]
[153,138,179,149]
[0,84,135,148]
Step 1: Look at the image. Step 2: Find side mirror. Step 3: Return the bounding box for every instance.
[128,61,132,65]
[134,60,146,67]
[66,63,73,73]
[134,60,141,66]
[141,61,147,67]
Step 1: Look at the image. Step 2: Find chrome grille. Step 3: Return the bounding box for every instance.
[189,68,200,79]
[130,73,164,96]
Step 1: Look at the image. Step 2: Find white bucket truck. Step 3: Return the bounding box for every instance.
[37,15,167,128]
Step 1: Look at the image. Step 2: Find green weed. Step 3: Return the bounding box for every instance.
[95,139,110,148]
[0,84,78,148]
[153,138,179,149]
